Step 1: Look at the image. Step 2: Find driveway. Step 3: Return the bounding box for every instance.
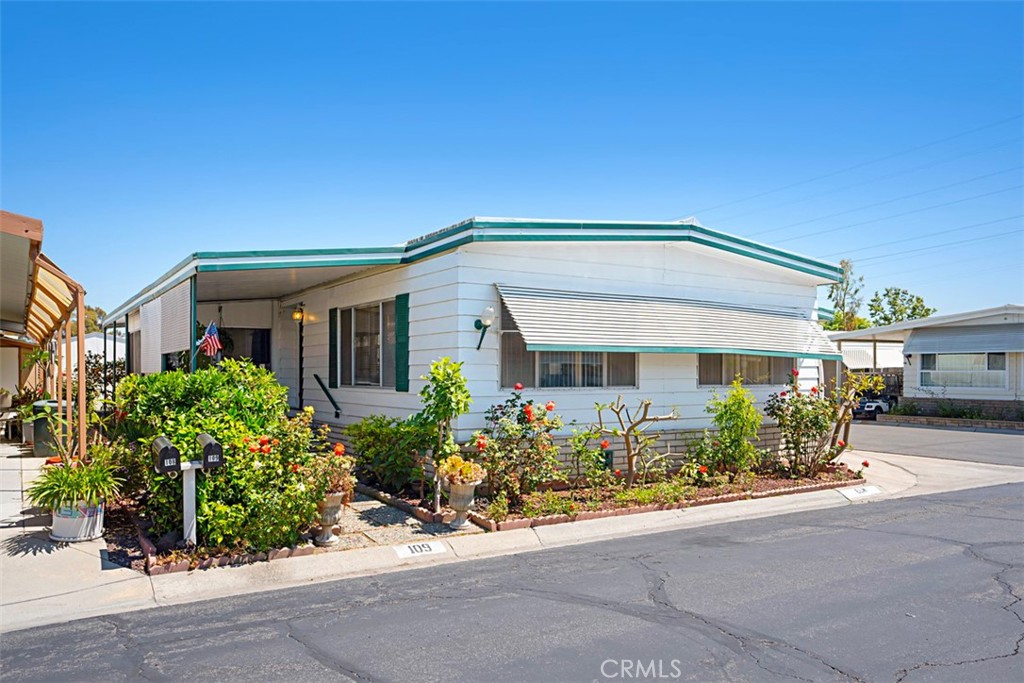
[2,483,1022,683]
[849,421,1024,467]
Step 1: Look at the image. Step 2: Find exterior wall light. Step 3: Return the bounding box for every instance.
[292,305,304,323]
[474,305,496,350]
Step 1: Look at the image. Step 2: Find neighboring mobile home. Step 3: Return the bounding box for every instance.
[830,305,1024,419]
[100,218,843,443]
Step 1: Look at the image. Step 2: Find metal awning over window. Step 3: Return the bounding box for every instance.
[496,285,842,360]
[903,324,1024,355]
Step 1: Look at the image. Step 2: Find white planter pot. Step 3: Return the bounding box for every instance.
[22,420,34,445]
[315,491,348,547]
[0,394,11,410]
[50,501,104,542]
[446,481,480,530]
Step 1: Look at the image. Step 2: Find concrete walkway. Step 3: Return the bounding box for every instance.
[3,440,1023,633]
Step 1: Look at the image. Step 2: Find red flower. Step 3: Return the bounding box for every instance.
[545,401,556,412]
[514,382,524,391]
[614,469,622,477]
[698,465,708,474]
[780,391,787,397]
[249,445,259,453]
[242,436,250,444]
[600,439,610,449]
[476,436,488,452]
[810,386,818,394]
[837,440,845,447]
[259,435,270,446]
[524,405,534,421]
[272,438,280,446]
[290,463,299,473]
[862,460,870,468]
[333,443,346,456]
[791,368,799,377]
[261,444,272,454]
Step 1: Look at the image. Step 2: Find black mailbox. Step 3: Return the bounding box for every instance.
[198,433,224,469]
[152,436,181,474]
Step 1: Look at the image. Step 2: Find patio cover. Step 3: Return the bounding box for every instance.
[496,285,842,360]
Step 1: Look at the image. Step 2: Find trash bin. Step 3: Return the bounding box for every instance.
[32,400,60,457]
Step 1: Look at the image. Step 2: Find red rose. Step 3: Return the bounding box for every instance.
[242,436,250,444]
[862,460,870,468]
[780,391,787,397]
[259,435,270,446]
[333,443,346,456]
[600,439,610,449]
[249,445,259,453]
[290,463,299,473]
[261,444,272,454]
[837,440,845,447]
[614,469,622,477]
[791,368,799,377]
[810,386,818,394]
[699,465,708,474]
[514,383,524,391]
[545,401,556,412]
[476,436,488,452]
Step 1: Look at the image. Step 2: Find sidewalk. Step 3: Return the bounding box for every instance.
[3,441,1023,633]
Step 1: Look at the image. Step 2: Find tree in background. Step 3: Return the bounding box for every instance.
[868,287,937,326]
[825,259,866,331]
[70,305,108,334]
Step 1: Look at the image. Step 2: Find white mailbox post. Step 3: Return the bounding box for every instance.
[151,433,224,546]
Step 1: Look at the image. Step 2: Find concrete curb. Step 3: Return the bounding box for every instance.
[5,451,1024,633]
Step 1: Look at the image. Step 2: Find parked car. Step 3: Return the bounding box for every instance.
[853,395,898,420]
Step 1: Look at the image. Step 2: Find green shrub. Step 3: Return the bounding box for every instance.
[695,376,762,472]
[486,490,509,522]
[114,360,337,551]
[612,478,696,506]
[344,415,430,493]
[889,401,919,416]
[522,490,576,518]
[475,387,565,506]
[763,372,843,477]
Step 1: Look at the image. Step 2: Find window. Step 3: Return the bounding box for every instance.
[128,331,142,374]
[499,305,636,388]
[920,353,1007,388]
[698,354,795,385]
[332,300,397,388]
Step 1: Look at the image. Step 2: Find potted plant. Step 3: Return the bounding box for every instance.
[26,440,122,542]
[313,442,356,546]
[436,455,487,530]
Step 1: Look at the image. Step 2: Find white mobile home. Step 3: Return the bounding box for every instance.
[830,305,1024,419]
[101,218,843,442]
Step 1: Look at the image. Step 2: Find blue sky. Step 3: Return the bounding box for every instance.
[3,1,1021,316]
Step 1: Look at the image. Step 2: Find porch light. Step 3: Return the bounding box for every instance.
[292,304,304,323]
[474,305,496,350]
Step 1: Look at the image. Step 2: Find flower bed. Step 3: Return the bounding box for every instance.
[366,467,864,532]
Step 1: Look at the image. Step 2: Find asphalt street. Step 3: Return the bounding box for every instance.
[849,421,1024,467]
[2,483,1022,683]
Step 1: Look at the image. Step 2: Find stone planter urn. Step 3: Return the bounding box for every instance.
[315,491,348,547]
[447,481,480,530]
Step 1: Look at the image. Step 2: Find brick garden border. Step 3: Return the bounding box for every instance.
[134,517,317,576]
[878,414,1024,431]
[361,477,866,533]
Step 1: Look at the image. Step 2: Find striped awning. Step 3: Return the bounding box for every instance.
[25,254,80,344]
[903,324,1024,355]
[497,285,842,360]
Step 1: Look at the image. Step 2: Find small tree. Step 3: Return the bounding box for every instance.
[698,376,763,472]
[595,397,678,488]
[868,287,936,326]
[418,357,472,513]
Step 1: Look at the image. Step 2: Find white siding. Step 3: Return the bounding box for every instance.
[140,298,162,374]
[160,281,192,354]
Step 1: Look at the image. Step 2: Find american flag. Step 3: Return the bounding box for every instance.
[198,322,222,358]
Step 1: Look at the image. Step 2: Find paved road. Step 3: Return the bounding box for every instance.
[3,484,1022,683]
[850,420,1024,467]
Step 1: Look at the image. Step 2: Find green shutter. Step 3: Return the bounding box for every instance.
[394,294,410,392]
[328,308,338,388]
